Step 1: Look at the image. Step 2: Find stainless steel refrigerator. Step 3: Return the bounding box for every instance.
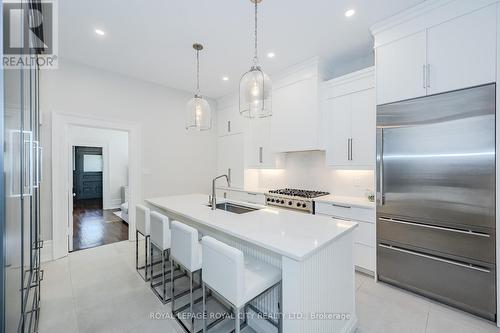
[376,84,496,321]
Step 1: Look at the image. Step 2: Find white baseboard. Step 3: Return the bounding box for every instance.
[41,240,53,263]
[104,198,123,210]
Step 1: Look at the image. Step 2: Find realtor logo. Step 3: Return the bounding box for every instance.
[3,0,58,69]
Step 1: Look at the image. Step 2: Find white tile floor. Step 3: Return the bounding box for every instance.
[39,241,500,333]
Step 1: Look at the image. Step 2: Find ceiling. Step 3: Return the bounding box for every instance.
[59,0,424,99]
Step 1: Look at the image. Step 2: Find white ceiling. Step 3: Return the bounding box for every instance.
[59,0,424,99]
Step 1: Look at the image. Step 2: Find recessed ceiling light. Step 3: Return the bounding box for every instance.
[345,9,355,17]
[267,52,275,58]
[95,29,105,36]
[222,76,229,81]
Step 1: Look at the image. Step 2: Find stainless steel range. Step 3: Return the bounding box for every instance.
[265,188,330,213]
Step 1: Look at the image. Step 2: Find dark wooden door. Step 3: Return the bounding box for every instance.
[73,146,103,200]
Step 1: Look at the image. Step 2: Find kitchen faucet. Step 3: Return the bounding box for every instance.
[211,174,230,210]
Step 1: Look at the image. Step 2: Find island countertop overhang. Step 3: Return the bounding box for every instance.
[145,194,358,261]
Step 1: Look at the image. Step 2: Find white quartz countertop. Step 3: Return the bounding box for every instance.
[146,194,357,261]
[314,195,375,209]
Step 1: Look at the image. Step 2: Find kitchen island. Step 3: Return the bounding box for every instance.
[146,194,358,333]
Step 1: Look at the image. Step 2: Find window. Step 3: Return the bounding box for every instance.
[83,154,103,172]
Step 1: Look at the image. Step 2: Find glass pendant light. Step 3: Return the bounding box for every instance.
[239,0,272,118]
[186,43,211,131]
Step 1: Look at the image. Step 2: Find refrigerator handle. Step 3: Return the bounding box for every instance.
[377,128,384,205]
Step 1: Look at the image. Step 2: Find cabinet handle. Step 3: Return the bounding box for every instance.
[259,147,263,163]
[331,203,352,209]
[379,244,491,273]
[422,64,426,89]
[228,168,231,185]
[426,64,431,88]
[227,121,231,133]
[347,138,350,161]
[349,138,353,161]
[378,217,490,238]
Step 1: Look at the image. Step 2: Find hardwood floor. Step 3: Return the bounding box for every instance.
[72,199,128,252]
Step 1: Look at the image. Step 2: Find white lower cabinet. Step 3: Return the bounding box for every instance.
[216,134,244,189]
[316,202,376,274]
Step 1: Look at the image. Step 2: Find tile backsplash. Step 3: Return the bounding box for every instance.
[251,151,374,198]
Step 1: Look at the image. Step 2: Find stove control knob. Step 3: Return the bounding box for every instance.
[267,198,271,202]
[271,199,275,203]
[280,200,285,204]
[296,202,301,207]
[302,203,307,208]
[288,201,292,205]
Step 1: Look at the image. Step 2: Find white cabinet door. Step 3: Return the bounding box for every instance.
[427,5,496,95]
[325,95,351,166]
[217,105,245,137]
[350,88,376,166]
[376,31,427,105]
[216,134,244,189]
[271,77,319,152]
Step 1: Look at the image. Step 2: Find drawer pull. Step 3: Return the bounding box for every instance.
[331,203,351,209]
[332,216,352,222]
[247,192,257,196]
[378,217,490,238]
[379,244,491,273]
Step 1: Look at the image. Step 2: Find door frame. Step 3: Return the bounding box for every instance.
[68,142,108,252]
[52,112,141,259]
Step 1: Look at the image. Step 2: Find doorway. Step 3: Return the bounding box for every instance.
[69,128,130,252]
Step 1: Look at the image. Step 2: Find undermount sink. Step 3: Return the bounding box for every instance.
[210,202,259,214]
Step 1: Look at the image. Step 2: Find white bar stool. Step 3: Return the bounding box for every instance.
[170,221,203,333]
[201,236,282,333]
[149,211,172,303]
[135,204,151,281]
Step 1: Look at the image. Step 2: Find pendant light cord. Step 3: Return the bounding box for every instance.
[253,0,258,65]
[196,49,200,95]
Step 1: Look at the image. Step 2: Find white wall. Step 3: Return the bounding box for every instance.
[40,59,217,240]
[252,151,374,198]
[69,126,129,209]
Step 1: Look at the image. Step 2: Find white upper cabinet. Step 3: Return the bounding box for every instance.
[326,94,351,166]
[350,89,376,166]
[246,117,284,169]
[216,104,244,137]
[426,5,497,95]
[372,0,498,105]
[271,77,319,152]
[376,31,427,105]
[324,68,376,168]
[270,58,332,152]
[217,134,244,189]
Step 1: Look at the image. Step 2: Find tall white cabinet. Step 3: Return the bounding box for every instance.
[324,67,376,168]
[216,134,244,189]
[215,96,246,189]
[373,1,498,105]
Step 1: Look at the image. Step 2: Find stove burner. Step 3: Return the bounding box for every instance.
[268,188,330,199]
